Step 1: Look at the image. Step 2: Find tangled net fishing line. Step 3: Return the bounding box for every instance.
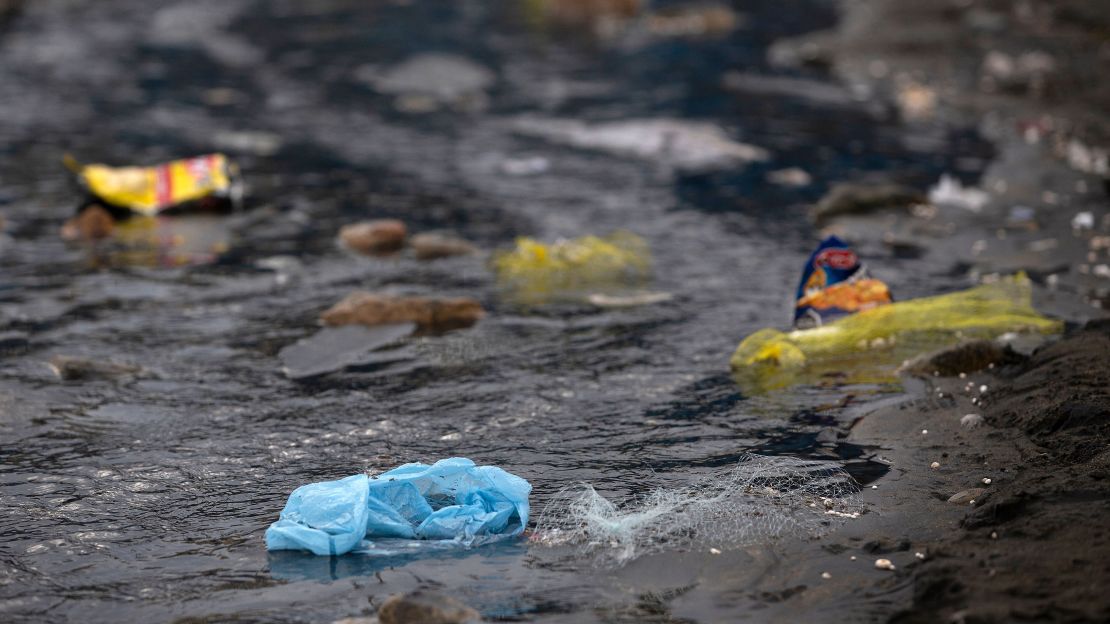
[531,454,862,565]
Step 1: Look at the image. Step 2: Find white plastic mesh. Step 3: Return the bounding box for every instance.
[531,454,861,565]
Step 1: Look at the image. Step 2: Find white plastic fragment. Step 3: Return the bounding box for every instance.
[930,462,941,470]
[929,174,990,212]
[982,478,992,485]
[875,558,896,571]
[1072,211,1094,231]
[821,572,832,579]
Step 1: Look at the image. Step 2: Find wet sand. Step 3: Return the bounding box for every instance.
[799,1,1110,621]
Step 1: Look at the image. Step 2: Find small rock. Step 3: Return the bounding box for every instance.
[49,355,143,381]
[947,488,985,505]
[60,204,115,241]
[821,571,832,579]
[810,183,925,226]
[709,547,721,555]
[339,220,407,256]
[874,558,895,571]
[411,233,477,260]
[982,478,992,485]
[321,292,485,332]
[378,590,481,624]
[930,462,941,470]
[961,413,984,429]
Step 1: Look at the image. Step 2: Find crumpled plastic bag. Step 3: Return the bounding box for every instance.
[265,458,531,556]
[493,231,650,304]
[731,274,1061,393]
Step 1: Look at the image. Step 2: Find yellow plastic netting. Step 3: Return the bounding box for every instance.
[730,275,1062,393]
[493,231,651,304]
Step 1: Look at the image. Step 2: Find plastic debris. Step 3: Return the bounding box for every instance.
[1072,211,1094,231]
[732,273,1061,393]
[928,174,990,213]
[279,324,415,379]
[531,454,859,565]
[874,558,895,570]
[266,457,531,556]
[493,231,651,304]
[793,236,892,328]
[511,118,768,171]
[65,153,241,217]
[321,293,485,332]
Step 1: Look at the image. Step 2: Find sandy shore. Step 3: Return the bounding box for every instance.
[795,1,1110,621]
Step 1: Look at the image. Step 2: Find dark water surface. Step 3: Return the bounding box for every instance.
[0,1,992,621]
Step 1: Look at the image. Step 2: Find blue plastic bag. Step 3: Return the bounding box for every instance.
[265,458,531,556]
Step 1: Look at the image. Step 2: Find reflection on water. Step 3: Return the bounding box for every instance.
[89,215,232,268]
[0,0,994,622]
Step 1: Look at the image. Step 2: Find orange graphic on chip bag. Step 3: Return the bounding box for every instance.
[797,278,892,312]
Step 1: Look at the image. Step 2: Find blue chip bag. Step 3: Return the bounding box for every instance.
[793,236,892,328]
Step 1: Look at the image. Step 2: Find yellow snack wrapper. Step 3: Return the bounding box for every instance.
[730,274,1062,393]
[493,231,651,304]
[66,153,240,216]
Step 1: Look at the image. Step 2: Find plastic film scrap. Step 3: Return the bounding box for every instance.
[492,231,651,304]
[531,455,860,565]
[266,457,531,556]
[66,153,241,216]
[731,274,1062,393]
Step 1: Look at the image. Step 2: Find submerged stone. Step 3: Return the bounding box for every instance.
[378,590,481,624]
[60,204,115,241]
[321,292,485,332]
[49,355,144,381]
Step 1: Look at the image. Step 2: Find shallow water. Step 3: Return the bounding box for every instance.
[0,1,994,621]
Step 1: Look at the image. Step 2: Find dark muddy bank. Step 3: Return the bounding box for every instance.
[781,1,1110,622]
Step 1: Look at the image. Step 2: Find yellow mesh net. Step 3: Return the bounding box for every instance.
[493,231,651,304]
[730,275,1062,393]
